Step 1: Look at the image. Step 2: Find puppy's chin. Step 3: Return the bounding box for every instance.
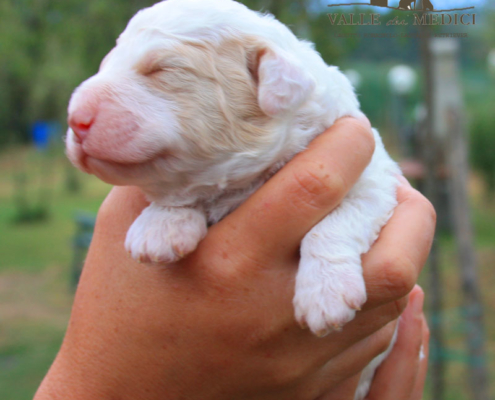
[66,129,157,186]
[85,157,154,186]
[66,129,91,174]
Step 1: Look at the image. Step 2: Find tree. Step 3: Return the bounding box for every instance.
[0,0,156,147]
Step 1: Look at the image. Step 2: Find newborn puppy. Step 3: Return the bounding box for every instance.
[66,0,401,398]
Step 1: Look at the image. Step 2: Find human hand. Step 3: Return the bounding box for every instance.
[35,117,436,400]
[316,285,429,400]
[365,285,429,400]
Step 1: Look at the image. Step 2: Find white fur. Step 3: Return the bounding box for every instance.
[126,204,207,263]
[66,1,401,398]
[258,48,316,116]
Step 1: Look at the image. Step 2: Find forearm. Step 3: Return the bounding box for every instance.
[35,352,109,400]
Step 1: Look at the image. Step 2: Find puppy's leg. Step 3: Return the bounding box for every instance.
[293,174,398,337]
[125,203,207,264]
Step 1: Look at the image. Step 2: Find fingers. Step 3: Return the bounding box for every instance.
[299,180,433,361]
[362,180,436,309]
[309,320,398,399]
[293,297,407,372]
[366,286,428,400]
[207,116,375,263]
[316,374,361,400]
[331,319,399,382]
[329,295,405,349]
[411,313,430,400]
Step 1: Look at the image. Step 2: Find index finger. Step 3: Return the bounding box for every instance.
[362,180,436,309]
[208,116,375,262]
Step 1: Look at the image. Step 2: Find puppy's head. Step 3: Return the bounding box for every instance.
[66,0,316,189]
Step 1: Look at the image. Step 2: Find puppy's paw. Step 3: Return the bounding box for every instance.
[293,254,367,337]
[125,204,207,264]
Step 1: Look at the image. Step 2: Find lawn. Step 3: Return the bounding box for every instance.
[0,146,494,400]
[0,147,111,399]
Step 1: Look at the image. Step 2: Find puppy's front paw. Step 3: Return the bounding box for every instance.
[293,254,367,337]
[125,204,207,264]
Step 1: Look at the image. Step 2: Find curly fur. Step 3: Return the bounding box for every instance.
[66,1,402,398]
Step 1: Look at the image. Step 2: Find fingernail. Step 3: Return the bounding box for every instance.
[411,286,425,316]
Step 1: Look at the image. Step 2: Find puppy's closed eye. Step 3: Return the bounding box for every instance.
[136,52,176,76]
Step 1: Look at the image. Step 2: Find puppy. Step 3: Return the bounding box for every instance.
[66,0,401,398]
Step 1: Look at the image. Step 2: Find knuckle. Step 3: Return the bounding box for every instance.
[422,197,437,227]
[354,124,376,159]
[340,117,376,159]
[292,164,345,210]
[268,361,308,390]
[380,253,417,300]
[410,190,437,227]
[394,296,409,317]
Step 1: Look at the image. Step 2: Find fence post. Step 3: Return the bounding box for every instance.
[430,38,490,400]
[420,26,446,400]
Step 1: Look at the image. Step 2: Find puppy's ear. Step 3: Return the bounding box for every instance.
[249,46,315,117]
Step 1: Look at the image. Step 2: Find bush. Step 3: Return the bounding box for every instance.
[470,104,495,194]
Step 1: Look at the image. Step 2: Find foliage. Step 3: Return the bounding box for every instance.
[470,102,495,194]
[482,6,495,49]
[239,0,351,61]
[0,0,156,146]
[1,0,494,150]
[0,0,347,149]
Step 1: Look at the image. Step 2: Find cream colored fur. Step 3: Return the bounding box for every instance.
[66,1,402,398]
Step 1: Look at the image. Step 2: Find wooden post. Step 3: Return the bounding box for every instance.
[419,25,446,400]
[430,38,490,400]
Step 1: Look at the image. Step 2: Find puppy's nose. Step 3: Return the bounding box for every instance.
[68,109,94,143]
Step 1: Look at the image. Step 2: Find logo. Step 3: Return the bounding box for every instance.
[327,0,475,12]
[327,1,477,29]
[398,0,434,11]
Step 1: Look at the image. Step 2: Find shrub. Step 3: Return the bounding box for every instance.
[470,104,495,194]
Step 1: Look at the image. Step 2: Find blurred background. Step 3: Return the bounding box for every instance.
[0,0,494,399]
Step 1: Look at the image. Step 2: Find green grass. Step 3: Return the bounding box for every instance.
[420,194,495,400]
[0,149,111,273]
[0,193,105,273]
[0,323,65,398]
[0,147,111,400]
[1,141,494,400]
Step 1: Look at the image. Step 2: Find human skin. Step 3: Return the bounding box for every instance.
[35,117,436,400]
[365,285,430,400]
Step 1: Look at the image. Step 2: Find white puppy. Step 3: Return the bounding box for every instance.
[66,0,401,398]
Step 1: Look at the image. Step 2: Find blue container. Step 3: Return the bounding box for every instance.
[32,121,50,150]
[31,121,62,151]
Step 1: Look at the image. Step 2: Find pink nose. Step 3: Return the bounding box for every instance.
[68,109,95,143]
